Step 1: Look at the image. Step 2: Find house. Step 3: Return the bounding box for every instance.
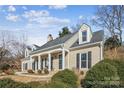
[21,24,104,73]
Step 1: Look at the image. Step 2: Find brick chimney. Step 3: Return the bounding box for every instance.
[47,34,53,42]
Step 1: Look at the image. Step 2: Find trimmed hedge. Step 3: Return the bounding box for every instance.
[51,69,78,88]
[82,62,120,88]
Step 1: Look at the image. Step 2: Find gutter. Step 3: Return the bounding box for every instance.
[30,43,64,55]
[70,41,102,50]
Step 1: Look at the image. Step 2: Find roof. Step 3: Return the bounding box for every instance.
[33,44,40,49]
[34,32,77,52]
[27,46,32,50]
[71,30,104,48]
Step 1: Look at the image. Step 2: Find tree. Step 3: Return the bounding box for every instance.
[59,27,71,37]
[0,31,13,64]
[92,5,124,45]
[0,30,27,70]
[104,35,120,50]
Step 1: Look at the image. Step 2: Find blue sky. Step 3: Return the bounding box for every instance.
[0,5,102,46]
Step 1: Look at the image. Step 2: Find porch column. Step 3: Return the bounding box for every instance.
[29,57,33,69]
[62,48,65,70]
[38,55,41,70]
[100,42,103,60]
[35,59,38,71]
[21,62,23,71]
[48,53,51,71]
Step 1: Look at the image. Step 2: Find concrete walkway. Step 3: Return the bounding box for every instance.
[15,72,52,78]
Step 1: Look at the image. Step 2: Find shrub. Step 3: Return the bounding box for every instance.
[52,69,78,87]
[4,69,15,75]
[82,62,120,88]
[0,78,31,88]
[27,69,34,74]
[0,63,10,71]
[37,70,42,74]
[44,68,49,74]
[80,71,84,75]
[103,59,124,87]
[46,81,69,88]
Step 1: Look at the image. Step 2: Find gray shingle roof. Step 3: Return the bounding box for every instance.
[34,32,77,52]
[71,30,104,48]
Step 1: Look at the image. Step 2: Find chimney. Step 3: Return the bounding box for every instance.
[47,34,53,42]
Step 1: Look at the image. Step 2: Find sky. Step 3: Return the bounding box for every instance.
[0,5,103,46]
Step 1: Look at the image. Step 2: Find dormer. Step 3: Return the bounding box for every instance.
[79,24,92,44]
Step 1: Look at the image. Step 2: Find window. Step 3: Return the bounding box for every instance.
[82,31,87,42]
[81,53,87,68]
[76,51,92,69]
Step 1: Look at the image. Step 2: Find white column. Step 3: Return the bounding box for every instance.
[100,42,103,60]
[29,56,33,70]
[38,55,41,70]
[62,48,65,70]
[21,62,24,71]
[48,53,51,71]
[35,59,37,71]
[67,53,69,69]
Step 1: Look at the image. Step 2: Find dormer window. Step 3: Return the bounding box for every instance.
[78,24,92,44]
[82,31,87,42]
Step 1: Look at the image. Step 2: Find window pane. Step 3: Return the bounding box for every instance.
[83,36,87,41]
[82,31,87,41]
[81,61,86,68]
[81,53,86,60]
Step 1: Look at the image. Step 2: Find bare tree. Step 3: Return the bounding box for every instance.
[0,30,13,64]
[92,5,124,45]
[0,30,27,70]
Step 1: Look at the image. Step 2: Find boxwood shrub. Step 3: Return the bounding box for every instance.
[51,69,78,88]
[82,62,120,88]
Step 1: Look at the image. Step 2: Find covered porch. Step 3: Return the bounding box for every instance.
[28,48,69,72]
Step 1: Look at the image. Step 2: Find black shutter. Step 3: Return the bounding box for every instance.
[88,51,92,68]
[76,53,80,69]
